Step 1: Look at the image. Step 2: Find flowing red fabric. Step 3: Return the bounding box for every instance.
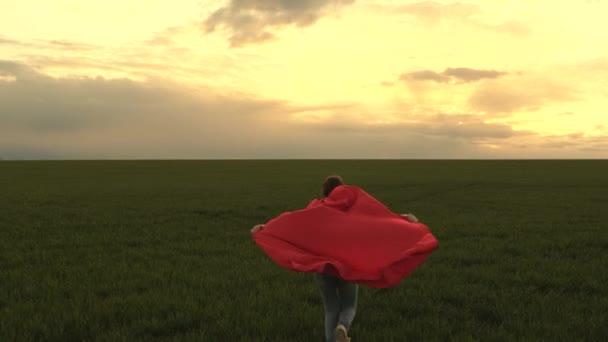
[252,185,438,288]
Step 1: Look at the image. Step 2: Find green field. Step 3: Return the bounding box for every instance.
[1,160,607,341]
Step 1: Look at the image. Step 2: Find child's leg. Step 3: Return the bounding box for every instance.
[337,281,358,331]
[315,273,341,342]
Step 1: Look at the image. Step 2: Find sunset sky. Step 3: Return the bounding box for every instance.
[1,0,606,159]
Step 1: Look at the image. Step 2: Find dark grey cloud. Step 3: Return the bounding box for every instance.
[399,67,507,84]
[203,0,355,47]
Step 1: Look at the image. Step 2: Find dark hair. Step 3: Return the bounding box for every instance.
[321,175,344,198]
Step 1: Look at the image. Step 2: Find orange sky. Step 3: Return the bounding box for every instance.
[0,0,606,159]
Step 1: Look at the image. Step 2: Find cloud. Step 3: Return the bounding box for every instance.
[1,61,603,159]
[469,78,579,114]
[145,26,187,46]
[577,57,608,80]
[0,34,100,51]
[374,1,531,37]
[203,0,355,47]
[22,54,201,78]
[400,70,449,83]
[280,111,608,158]
[295,112,530,140]
[408,114,529,139]
[12,40,252,85]
[0,35,21,45]
[497,132,608,158]
[443,68,507,82]
[395,0,480,23]
[0,60,291,158]
[43,39,98,51]
[581,136,608,152]
[0,60,41,80]
[399,67,507,84]
[524,133,608,152]
[483,20,531,37]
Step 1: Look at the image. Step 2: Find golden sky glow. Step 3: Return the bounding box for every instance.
[0,0,606,158]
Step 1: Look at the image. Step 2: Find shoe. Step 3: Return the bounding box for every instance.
[335,324,350,342]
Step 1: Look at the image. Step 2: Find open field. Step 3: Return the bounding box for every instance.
[0,160,607,341]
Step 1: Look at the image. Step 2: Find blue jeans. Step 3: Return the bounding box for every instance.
[315,273,358,342]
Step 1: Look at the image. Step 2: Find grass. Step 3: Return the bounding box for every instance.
[0,160,607,341]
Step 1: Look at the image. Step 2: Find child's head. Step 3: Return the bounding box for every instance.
[321,175,344,198]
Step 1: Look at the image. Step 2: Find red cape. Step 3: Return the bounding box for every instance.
[252,185,438,288]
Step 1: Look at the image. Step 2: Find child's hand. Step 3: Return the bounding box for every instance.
[400,213,419,223]
[251,224,265,233]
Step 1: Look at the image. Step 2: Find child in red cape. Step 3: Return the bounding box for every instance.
[251,176,438,342]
